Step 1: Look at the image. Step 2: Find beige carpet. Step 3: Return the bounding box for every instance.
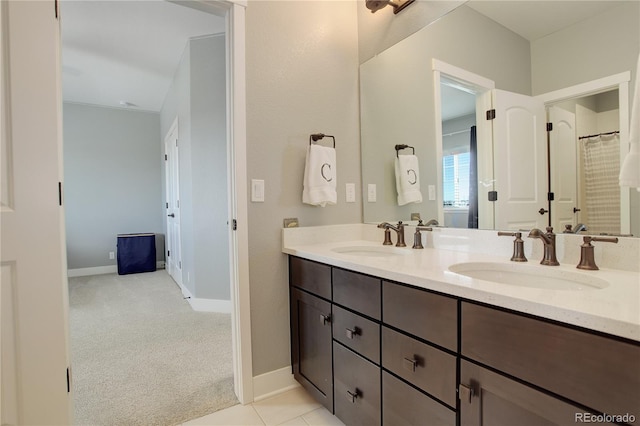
[69,271,238,426]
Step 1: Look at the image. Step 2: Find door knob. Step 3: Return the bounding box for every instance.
[573,207,581,213]
[538,208,548,215]
[168,213,175,217]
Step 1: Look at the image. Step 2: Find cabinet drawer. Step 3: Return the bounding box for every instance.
[333,305,380,363]
[383,372,455,426]
[290,257,331,300]
[462,302,640,420]
[333,268,381,319]
[334,342,381,426]
[382,281,457,351]
[382,326,456,408]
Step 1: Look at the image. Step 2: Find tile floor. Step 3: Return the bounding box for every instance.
[183,386,345,426]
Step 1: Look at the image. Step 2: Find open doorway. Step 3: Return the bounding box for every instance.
[61,1,238,423]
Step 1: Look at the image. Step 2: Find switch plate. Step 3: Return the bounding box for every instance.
[367,184,377,202]
[251,179,265,202]
[346,183,356,203]
[428,185,436,201]
[109,251,115,260]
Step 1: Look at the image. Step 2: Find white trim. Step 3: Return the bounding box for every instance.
[252,366,300,402]
[536,73,632,235]
[187,297,232,313]
[67,261,165,278]
[432,59,496,91]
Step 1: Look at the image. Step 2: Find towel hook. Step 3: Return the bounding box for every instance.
[310,133,336,148]
[395,144,415,158]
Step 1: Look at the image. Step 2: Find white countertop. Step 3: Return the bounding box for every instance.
[282,225,640,342]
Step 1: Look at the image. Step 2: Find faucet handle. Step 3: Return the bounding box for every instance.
[577,236,618,270]
[412,227,433,249]
[498,231,527,262]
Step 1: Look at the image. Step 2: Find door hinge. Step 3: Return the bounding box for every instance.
[486,109,496,120]
[232,219,237,231]
[177,200,180,208]
[176,139,178,147]
[547,122,553,131]
[165,154,168,161]
[167,250,170,257]
[488,190,498,202]
[55,0,59,19]
[166,202,169,209]
[548,192,555,201]
[66,367,70,393]
[179,261,182,268]
[58,182,63,206]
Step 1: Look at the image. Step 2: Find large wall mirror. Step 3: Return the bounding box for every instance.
[360,1,639,236]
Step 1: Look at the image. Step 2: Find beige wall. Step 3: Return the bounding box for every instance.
[246,1,361,376]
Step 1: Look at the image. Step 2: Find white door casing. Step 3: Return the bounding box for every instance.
[548,106,578,232]
[164,119,183,287]
[1,1,71,424]
[492,89,548,231]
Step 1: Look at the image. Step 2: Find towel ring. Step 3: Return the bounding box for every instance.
[310,133,336,148]
[395,144,415,157]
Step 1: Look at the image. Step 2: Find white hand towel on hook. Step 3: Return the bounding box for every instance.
[303,144,337,207]
[395,154,423,205]
[619,52,640,190]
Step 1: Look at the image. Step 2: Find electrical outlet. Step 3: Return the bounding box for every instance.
[428,185,436,201]
[109,251,115,260]
[367,184,377,202]
[346,183,356,203]
[251,179,265,202]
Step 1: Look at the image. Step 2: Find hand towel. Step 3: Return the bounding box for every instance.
[619,52,640,190]
[303,144,337,207]
[395,154,423,205]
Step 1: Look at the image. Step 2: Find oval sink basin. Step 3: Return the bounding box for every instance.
[331,245,412,257]
[448,262,609,291]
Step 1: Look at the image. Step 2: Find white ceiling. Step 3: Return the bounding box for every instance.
[61,1,225,112]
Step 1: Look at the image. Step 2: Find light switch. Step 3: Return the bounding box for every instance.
[368,184,377,202]
[428,185,436,201]
[251,179,265,202]
[346,183,356,203]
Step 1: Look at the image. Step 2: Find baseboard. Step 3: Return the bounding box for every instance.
[68,261,165,278]
[252,366,299,402]
[187,297,232,313]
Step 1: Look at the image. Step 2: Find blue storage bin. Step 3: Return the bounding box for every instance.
[117,233,156,275]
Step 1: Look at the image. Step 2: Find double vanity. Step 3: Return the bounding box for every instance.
[283,224,640,425]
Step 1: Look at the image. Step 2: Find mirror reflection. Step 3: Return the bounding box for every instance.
[360,1,639,236]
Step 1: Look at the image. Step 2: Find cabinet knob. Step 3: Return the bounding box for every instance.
[403,357,418,372]
[345,327,360,339]
[319,314,330,326]
[459,384,475,403]
[346,389,360,403]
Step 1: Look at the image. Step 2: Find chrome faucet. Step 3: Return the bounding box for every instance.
[563,223,587,234]
[377,221,406,247]
[497,231,527,262]
[527,227,559,265]
[412,226,433,249]
[419,219,439,227]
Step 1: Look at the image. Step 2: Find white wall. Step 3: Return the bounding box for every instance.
[64,103,163,269]
[246,0,361,376]
[160,35,229,300]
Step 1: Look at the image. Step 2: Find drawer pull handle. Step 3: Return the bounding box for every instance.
[320,314,331,326]
[403,357,418,372]
[459,384,474,403]
[345,327,361,339]
[346,389,360,403]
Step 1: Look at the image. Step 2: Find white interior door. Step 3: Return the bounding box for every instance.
[492,89,548,231]
[164,120,182,287]
[1,1,71,424]
[548,106,578,232]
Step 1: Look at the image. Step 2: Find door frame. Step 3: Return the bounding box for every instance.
[536,71,631,235]
[164,118,183,286]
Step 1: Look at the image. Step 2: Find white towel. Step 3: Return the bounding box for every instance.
[303,144,337,207]
[619,53,640,190]
[395,154,423,205]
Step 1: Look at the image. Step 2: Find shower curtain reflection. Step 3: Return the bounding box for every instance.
[581,133,620,234]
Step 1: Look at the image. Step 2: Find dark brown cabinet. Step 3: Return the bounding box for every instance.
[290,257,333,412]
[289,255,640,425]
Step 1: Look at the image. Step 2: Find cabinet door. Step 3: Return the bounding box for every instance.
[459,360,613,426]
[291,288,333,411]
[334,342,381,426]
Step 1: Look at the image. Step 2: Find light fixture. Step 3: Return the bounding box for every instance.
[365,0,415,14]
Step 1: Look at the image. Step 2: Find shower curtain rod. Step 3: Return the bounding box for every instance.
[578,130,620,140]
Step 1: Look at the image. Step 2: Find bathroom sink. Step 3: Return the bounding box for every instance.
[331,245,412,257]
[448,262,609,291]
